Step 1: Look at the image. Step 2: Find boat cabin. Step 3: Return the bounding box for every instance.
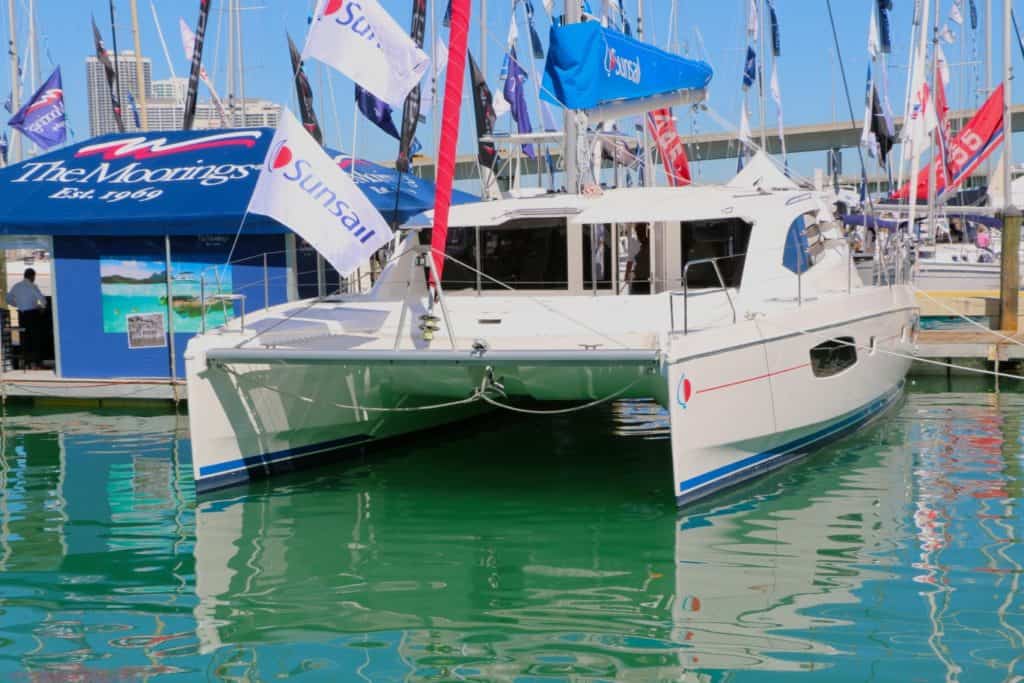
[421,184,838,299]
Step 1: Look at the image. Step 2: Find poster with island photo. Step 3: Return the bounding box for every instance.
[100,259,234,335]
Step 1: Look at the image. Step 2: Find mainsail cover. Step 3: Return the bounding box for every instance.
[541,22,712,115]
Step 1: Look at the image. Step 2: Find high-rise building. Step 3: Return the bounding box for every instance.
[86,51,152,136]
[87,52,282,136]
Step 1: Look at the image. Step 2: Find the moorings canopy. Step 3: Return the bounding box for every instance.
[0,128,475,236]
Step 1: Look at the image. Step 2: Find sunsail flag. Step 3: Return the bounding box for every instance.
[303,0,429,108]
[892,84,1005,201]
[247,110,394,276]
[8,67,67,150]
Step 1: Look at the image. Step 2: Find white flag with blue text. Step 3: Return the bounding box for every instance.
[248,110,394,277]
[303,0,429,108]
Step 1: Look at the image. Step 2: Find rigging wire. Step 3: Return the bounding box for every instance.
[824,0,876,216]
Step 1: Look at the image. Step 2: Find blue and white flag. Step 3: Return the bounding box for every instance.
[248,109,394,276]
[7,66,66,150]
[503,47,535,158]
[0,133,7,166]
[354,86,421,154]
[742,46,757,90]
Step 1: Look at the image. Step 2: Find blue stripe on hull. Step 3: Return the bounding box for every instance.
[196,434,373,493]
[676,383,904,507]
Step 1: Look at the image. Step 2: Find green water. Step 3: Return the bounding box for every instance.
[0,378,1022,681]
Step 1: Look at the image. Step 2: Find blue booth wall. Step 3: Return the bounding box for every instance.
[53,234,289,379]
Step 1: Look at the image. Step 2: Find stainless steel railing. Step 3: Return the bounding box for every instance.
[669,254,743,335]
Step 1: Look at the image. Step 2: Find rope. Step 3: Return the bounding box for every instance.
[477,375,647,415]
[752,316,1024,383]
[216,363,647,416]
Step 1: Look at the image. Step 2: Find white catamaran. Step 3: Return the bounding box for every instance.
[184,1,917,506]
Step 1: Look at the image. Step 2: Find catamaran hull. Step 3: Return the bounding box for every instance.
[186,347,661,492]
[667,288,916,505]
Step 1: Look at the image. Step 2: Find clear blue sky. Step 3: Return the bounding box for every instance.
[0,0,1016,183]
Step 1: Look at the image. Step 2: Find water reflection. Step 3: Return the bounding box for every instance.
[0,381,1021,680]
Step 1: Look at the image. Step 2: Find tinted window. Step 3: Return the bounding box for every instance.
[582,224,613,290]
[810,336,858,378]
[479,220,568,290]
[680,218,751,288]
[440,227,478,290]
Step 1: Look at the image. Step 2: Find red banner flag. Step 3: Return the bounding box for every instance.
[647,108,691,187]
[892,83,1004,201]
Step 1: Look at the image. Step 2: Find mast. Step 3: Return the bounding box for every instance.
[1000,0,1020,332]
[563,0,580,193]
[906,0,931,241]
[637,0,653,187]
[757,0,767,150]
[129,0,149,130]
[150,1,182,105]
[27,0,38,92]
[236,0,247,125]
[926,0,939,240]
[226,0,235,124]
[7,0,21,163]
[987,0,993,181]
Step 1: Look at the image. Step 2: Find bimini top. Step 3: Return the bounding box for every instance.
[0,128,476,236]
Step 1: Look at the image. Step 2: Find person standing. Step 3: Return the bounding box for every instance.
[7,268,46,369]
[630,224,651,295]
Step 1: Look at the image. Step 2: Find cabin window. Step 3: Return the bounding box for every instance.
[679,218,752,288]
[783,213,826,274]
[810,336,858,378]
[478,219,568,290]
[439,227,478,290]
[421,220,568,291]
[582,224,613,290]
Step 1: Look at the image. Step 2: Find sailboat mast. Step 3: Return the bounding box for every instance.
[27,0,38,92]
[757,0,767,150]
[987,0,993,181]
[227,0,235,124]
[926,0,939,237]
[7,0,21,163]
[637,0,653,187]
[1002,0,1012,206]
[236,0,247,125]
[563,0,580,193]
[129,0,149,130]
[480,0,486,80]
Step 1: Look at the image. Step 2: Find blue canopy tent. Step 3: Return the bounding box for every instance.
[0,128,474,234]
[0,128,475,383]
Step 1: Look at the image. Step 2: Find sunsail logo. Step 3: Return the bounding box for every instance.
[604,47,641,85]
[321,0,384,49]
[267,140,378,245]
[26,88,63,115]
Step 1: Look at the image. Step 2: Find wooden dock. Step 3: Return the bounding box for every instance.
[914,329,1024,375]
[0,370,184,405]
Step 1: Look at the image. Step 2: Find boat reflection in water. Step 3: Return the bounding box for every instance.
[189,391,927,681]
[0,385,1021,679]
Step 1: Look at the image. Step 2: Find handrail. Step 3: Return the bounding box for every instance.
[670,254,743,335]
